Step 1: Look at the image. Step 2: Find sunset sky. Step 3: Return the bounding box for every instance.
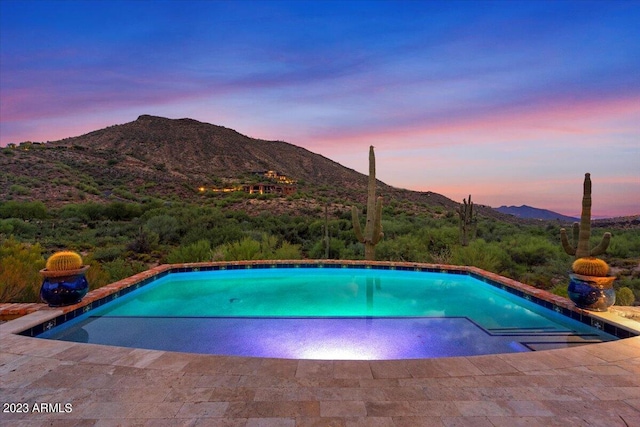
[1,0,638,217]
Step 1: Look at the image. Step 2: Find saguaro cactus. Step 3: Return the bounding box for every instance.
[561,173,615,311]
[324,203,330,259]
[560,173,611,261]
[458,194,476,246]
[352,146,384,260]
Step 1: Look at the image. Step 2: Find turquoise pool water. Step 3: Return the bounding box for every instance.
[38,267,616,359]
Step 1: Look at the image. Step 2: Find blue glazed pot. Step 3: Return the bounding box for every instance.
[568,273,615,312]
[39,266,90,307]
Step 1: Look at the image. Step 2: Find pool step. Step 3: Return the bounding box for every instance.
[487,326,612,351]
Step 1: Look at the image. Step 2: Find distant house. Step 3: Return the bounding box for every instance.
[252,170,297,184]
[242,183,297,196]
[198,170,297,196]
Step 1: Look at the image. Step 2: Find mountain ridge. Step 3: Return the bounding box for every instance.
[495,205,579,222]
[2,115,467,215]
[2,115,637,228]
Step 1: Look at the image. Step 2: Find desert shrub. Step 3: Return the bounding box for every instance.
[308,236,344,259]
[607,231,640,258]
[102,258,147,282]
[615,287,635,306]
[616,276,640,301]
[505,235,560,268]
[103,202,143,221]
[0,218,37,238]
[0,237,45,302]
[0,201,47,220]
[272,241,302,260]
[0,220,14,236]
[181,223,244,247]
[78,202,107,221]
[9,184,30,195]
[376,234,431,263]
[518,269,555,289]
[145,214,181,244]
[127,229,159,253]
[85,260,111,290]
[451,239,507,273]
[217,234,302,261]
[550,284,569,298]
[166,240,212,263]
[92,245,126,262]
[258,234,302,260]
[77,183,100,195]
[221,237,262,261]
[58,204,91,221]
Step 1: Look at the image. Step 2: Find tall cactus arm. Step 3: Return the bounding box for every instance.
[371,196,384,245]
[560,174,613,260]
[571,222,579,246]
[590,232,611,257]
[351,206,365,243]
[560,228,576,256]
[575,173,593,258]
[366,146,377,215]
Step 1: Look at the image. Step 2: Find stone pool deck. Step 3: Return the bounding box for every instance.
[1,314,639,426]
[0,328,638,426]
[2,261,639,425]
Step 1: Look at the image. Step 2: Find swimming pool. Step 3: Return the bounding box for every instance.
[34,263,618,359]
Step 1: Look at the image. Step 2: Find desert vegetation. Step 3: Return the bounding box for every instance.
[1,198,638,305]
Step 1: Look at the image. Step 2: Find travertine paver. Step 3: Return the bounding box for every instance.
[2,327,640,425]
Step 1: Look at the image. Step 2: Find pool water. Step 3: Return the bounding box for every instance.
[37,268,616,359]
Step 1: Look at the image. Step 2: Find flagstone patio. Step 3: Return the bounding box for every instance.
[1,327,639,426]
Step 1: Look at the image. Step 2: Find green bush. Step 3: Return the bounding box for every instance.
[615,287,636,306]
[102,258,147,282]
[505,235,559,268]
[607,231,640,258]
[127,229,159,253]
[9,184,30,195]
[92,245,126,262]
[166,240,212,263]
[103,202,143,221]
[221,237,262,261]
[451,239,507,273]
[376,234,431,263]
[85,260,112,290]
[145,214,181,244]
[0,201,47,220]
[0,219,38,239]
[272,241,302,260]
[0,237,45,302]
[550,284,569,298]
[216,234,302,261]
[308,237,353,259]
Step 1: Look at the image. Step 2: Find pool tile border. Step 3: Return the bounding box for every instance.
[11,260,639,342]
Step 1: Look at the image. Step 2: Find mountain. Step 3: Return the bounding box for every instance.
[496,205,578,222]
[1,115,464,215]
[3,115,637,227]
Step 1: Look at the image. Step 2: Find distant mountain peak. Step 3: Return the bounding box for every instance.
[495,205,578,222]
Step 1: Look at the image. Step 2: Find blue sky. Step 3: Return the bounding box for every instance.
[1,0,639,216]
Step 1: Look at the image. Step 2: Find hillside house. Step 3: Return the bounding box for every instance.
[242,183,297,196]
[252,170,297,184]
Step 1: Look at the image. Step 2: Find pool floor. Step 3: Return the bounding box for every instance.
[42,315,611,360]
